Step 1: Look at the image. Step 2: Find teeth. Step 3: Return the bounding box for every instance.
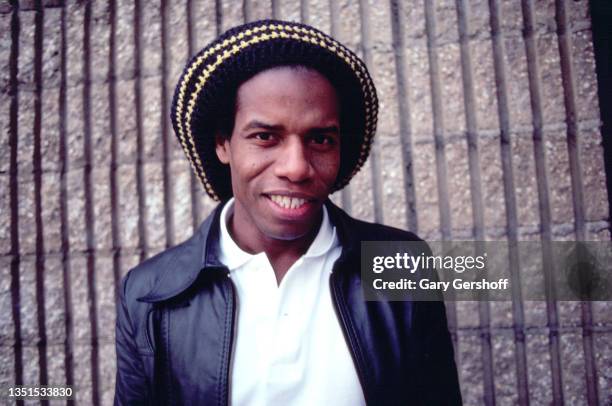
[270,195,307,209]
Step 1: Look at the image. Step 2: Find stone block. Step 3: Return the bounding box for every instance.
[405,41,433,137]
[467,0,491,40]
[41,172,62,254]
[69,254,92,342]
[526,332,553,404]
[18,256,38,345]
[247,0,272,22]
[0,12,11,92]
[17,91,35,178]
[66,85,85,168]
[572,29,600,122]
[492,332,518,404]
[141,0,162,77]
[371,50,398,135]
[0,345,14,387]
[115,79,137,164]
[438,43,466,135]
[435,0,459,44]
[401,0,426,40]
[90,1,111,84]
[545,133,573,226]
[17,11,35,89]
[41,87,61,172]
[470,40,499,132]
[94,254,116,341]
[478,136,506,232]
[274,0,299,22]
[592,301,612,325]
[0,256,13,345]
[379,137,407,230]
[115,0,136,80]
[368,0,392,47]
[143,161,167,249]
[46,344,67,386]
[72,342,92,404]
[537,33,566,126]
[445,138,473,232]
[120,253,142,279]
[489,301,513,328]
[21,345,40,386]
[170,159,195,244]
[116,163,140,249]
[534,0,558,34]
[221,0,244,33]
[66,168,87,251]
[0,175,10,255]
[166,0,190,84]
[512,134,539,228]
[522,300,548,328]
[141,76,163,159]
[190,0,218,52]
[580,131,608,222]
[505,36,533,128]
[569,0,590,24]
[308,0,331,34]
[65,2,85,86]
[457,331,484,404]
[42,8,62,89]
[92,167,113,251]
[44,255,65,344]
[499,0,524,34]
[560,330,588,404]
[350,156,374,223]
[594,331,612,403]
[456,301,480,328]
[91,83,111,166]
[0,93,9,174]
[412,141,440,237]
[17,178,35,255]
[99,343,116,406]
[327,0,360,50]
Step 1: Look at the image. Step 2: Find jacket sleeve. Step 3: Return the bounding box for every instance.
[414,299,462,405]
[114,272,151,405]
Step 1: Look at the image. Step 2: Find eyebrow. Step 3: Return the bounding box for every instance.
[241,120,340,134]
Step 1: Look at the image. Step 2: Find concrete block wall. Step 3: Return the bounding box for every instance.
[1,0,610,404]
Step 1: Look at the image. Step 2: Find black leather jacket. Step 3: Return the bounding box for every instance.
[114,202,462,405]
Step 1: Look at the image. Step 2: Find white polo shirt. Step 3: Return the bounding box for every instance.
[218,199,365,406]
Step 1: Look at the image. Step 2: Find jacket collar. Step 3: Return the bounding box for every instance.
[138,199,358,303]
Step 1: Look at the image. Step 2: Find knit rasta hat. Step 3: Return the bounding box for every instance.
[171,19,378,201]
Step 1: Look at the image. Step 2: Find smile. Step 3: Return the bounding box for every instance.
[269,194,308,209]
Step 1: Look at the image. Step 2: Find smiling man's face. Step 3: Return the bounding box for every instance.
[215,66,341,244]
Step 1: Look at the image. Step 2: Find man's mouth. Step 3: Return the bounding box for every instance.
[268,194,308,209]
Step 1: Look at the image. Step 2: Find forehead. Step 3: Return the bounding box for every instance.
[235,66,340,113]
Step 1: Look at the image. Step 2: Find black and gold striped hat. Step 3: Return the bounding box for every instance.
[171,19,378,201]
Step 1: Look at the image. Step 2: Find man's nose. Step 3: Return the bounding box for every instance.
[274,137,313,183]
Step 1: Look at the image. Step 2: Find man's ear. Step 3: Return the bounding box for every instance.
[215,134,230,164]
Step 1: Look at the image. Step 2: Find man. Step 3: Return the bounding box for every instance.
[115,20,461,405]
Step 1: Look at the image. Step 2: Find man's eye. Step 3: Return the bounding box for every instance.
[254,132,272,141]
[311,134,335,145]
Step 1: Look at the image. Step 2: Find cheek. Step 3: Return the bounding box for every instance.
[313,153,341,184]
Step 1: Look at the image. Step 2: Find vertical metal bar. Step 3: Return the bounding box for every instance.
[489,1,534,404]
[328,0,352,214]
[81,2,100,404]
[243,0,252,23]
[32,0,48,397]
[9,2,24,400]
[108,0,121,296]
[160,0,174,248]
[358,0,383,224]
[58,0,75,397]
[133,0,148,261]
[554,1,598,404]
[389,0,418,234]
[520,0,564,403]
[215,0,223,36]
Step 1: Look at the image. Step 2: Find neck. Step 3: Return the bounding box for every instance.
[228,206,322,284]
